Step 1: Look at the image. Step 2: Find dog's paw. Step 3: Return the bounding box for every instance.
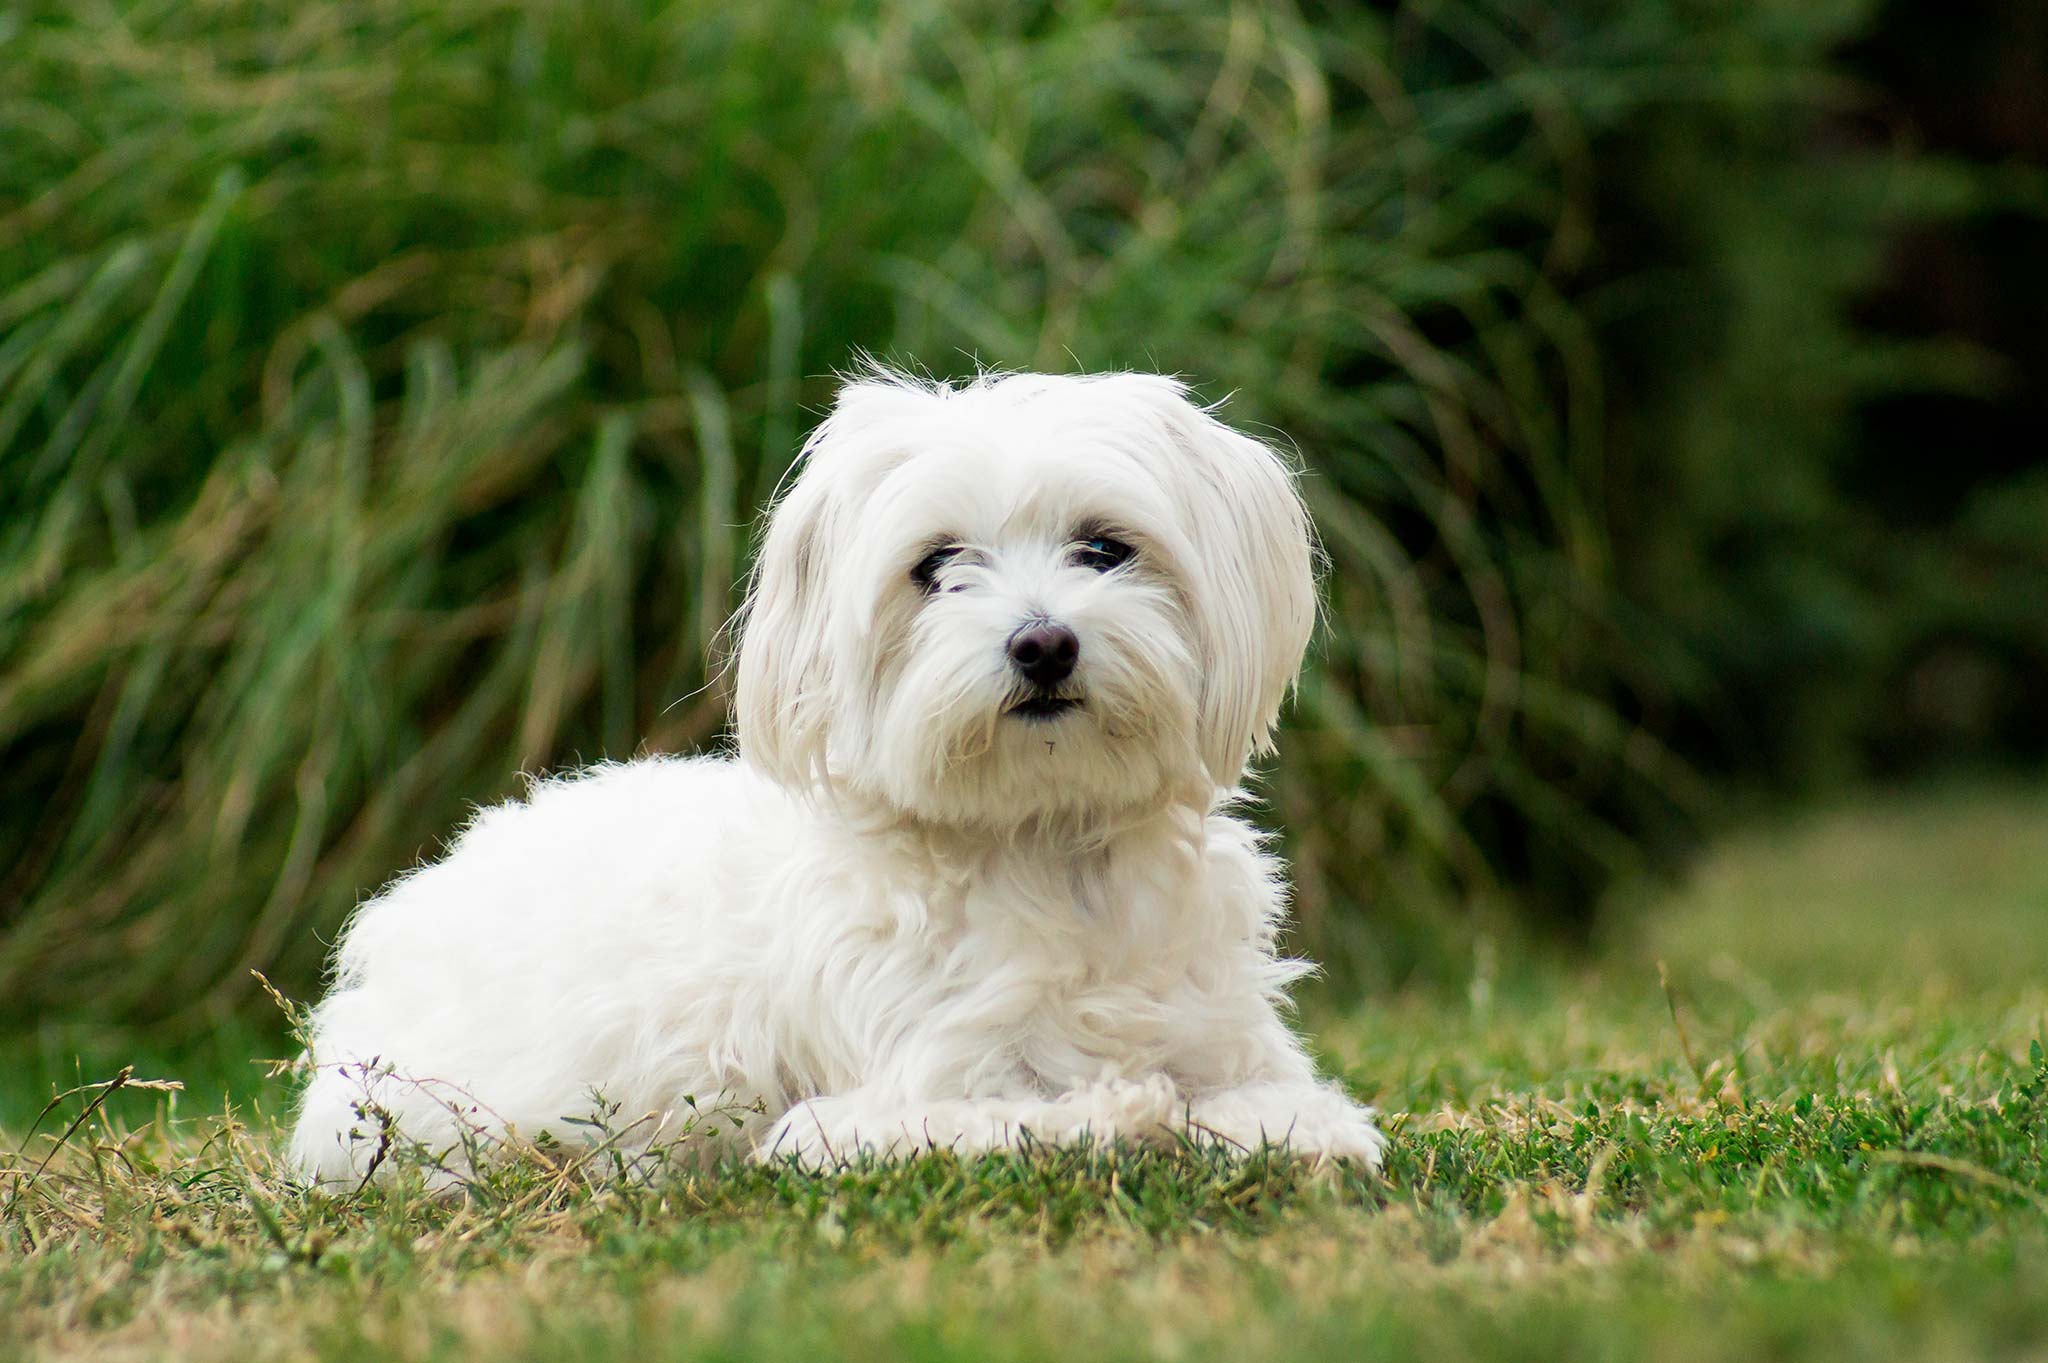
[751,1100,881,1169]
[1292,1107,1387,1171]
[1062,1073,1181,1139]
[751,1096,1015,1167]
[1176,1084,1387,1170]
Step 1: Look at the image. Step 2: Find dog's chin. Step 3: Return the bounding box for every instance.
[850,694,1194,833]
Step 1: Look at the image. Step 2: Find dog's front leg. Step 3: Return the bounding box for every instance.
[1176,1081,1386,1168]
[753,1077,1183,1168]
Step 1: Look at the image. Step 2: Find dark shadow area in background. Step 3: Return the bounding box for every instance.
[1844,0,2048,770]
[1592,0,2048,793]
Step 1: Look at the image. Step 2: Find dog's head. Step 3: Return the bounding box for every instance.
[734,370,1315,830]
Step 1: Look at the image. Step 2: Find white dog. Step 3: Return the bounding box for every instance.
[290,369,1385,1184]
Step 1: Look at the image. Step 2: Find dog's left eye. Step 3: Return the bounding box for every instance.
[1072,537,1135,572]
[912,546,964,593]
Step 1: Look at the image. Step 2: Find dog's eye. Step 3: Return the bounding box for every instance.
[1072,537,1135,572]
[911,546,964,593]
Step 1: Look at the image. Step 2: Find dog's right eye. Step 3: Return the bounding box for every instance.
[911,546,963,593]
[1073,536,1135,572]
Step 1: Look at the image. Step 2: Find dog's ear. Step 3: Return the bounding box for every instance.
[1137,381,1317,785]
[734,431,844,788]
[737,370,943,789]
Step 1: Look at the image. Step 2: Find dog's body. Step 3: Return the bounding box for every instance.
[291,370,1385,1182]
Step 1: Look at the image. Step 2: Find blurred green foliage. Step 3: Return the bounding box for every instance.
[1583,0,2048,782]
[0,0,2040,1025]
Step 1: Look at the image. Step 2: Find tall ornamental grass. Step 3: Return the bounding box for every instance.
[0,0,1691,1024]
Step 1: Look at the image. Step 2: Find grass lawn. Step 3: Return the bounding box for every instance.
[4,781,2046,1362]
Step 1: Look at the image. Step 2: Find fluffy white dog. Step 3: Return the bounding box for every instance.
[290,368,1386,1184]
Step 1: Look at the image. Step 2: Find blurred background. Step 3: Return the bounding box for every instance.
[1,0,2043,1037]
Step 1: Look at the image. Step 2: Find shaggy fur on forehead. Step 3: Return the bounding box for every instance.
[289,367,1382,1186]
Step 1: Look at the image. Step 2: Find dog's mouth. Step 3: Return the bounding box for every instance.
[1008,693,1083,722]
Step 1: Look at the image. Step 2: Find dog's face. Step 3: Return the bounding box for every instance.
[736,372,1315,830]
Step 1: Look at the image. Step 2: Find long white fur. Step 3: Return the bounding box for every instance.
[290,369,1386,1183]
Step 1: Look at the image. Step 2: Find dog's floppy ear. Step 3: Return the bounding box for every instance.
[1140,381,1317,785]
[734,430,843,788]
[737,370,940,788]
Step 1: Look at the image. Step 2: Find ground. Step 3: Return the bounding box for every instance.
[4,781,2046,1362]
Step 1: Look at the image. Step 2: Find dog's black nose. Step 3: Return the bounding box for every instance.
[1008,621,1079,688]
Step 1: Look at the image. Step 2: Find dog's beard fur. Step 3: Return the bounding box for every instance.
[290,369,1385,1186]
